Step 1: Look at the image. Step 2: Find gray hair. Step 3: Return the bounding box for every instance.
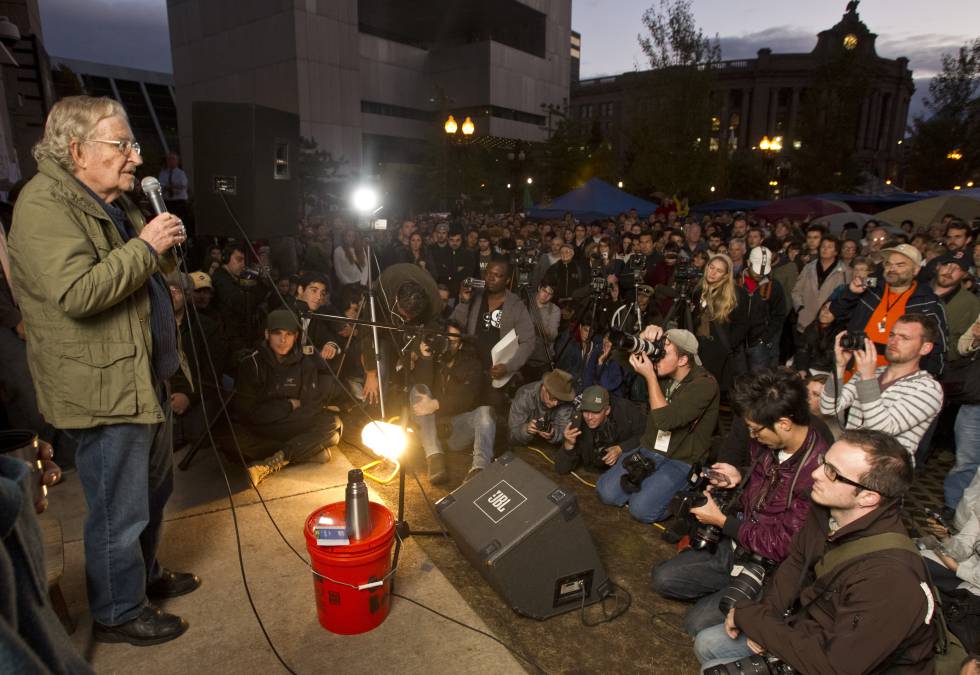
[33,96,128,172]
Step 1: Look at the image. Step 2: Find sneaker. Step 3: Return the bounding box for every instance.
[427,453,448,485]
[246,451,289,486]
[463,467,483,483]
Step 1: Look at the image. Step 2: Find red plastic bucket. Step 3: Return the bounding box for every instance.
[304,501,395,635]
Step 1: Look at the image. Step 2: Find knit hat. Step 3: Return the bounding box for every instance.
[266,309,300,333]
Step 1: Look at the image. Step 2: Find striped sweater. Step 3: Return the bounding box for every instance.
[819,367,943,461]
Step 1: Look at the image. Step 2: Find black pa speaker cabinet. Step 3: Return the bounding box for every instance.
[192,101,301,239]
[435,453,611,619]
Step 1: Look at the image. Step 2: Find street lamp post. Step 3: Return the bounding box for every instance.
[757,135,783,198]
[443,114,476,212]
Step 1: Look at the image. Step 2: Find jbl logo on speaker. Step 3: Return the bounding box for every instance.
[474,480,527,524]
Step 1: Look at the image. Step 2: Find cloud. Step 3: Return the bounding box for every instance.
[716,26,816,59]
[39,0,172,72]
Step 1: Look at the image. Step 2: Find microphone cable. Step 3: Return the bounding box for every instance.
[173,195,547,672]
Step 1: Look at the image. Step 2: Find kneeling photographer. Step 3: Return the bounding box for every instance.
[508,369,576,448]
[595,327,720,523]
[650,368,829,636]
[555,385,646,475]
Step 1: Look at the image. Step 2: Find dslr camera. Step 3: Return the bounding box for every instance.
[589,266,609,296]
[703,655,796,675]
[673,261,702,283]
[718,548,778,613]
[840,330,868,351]
[611,329,666,360]
[532,415,554,437]
[620,451,657,493]
[663,463,736,552]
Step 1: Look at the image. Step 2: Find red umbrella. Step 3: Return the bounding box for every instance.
[753,197,851,222]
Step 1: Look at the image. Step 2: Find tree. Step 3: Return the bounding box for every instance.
[627,0,722,202]
[790,50,870,194]
[905,39,980,190]
[533,103,614,202]
[298,137,348,217]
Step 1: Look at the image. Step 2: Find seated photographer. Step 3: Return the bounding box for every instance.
[409,320,495,485]
[595,328,720,523]
[819,313,944,462]
[650,368,830,636]
[234,310,342,485]
[555,385,645,475]
[583,331,629,397]
[361,262,443,405]
[694,429,937,674]
[508,369,576,448]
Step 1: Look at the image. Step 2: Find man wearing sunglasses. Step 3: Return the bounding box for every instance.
[695,429,937,674]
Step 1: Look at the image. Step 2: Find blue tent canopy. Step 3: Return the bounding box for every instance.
[691,199,770,213]
[527,178,661,221]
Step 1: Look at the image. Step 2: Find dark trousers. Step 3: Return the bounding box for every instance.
[650,541,738,636]
[238,412,342,463]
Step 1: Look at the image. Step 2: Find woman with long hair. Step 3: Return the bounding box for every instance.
[333,228,369,286]
[691,253,749,393]
[409,231,427,269]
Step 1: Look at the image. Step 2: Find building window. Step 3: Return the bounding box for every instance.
[600,102,615,117]
[581,104,593,119]
[711,116,721,132]
[709,137,720,152]
[273,140,289,180]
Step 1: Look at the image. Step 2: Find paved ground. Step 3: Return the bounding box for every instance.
[42,443,525,675]
[39,410,954,675]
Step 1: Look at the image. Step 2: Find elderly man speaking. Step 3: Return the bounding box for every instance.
[8,96,197,645]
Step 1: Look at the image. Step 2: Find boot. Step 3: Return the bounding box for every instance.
[463,466,483,484]
[246,451,289,486]
[427,452,448,485]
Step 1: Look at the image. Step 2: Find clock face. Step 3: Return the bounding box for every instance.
[843,34,858,50]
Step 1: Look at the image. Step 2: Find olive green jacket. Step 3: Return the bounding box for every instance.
[8,158,177,429]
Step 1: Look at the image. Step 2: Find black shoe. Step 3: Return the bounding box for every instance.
[427,453,448,485]
[93,604,188,646]
[147,568,201,599]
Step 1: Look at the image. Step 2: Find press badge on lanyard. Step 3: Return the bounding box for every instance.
[655,381,680,452]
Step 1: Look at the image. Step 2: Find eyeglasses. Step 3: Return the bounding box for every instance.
[84,138,142,156]
[817,455,877,493]
[745,422,769,439]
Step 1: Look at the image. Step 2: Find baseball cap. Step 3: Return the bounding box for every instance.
[881,243,922,268]
[748,246,772,276]
[266,309,300,333]
[580,385,610,412]
[936,252,970,272]
[665,328,702,366]
[636,284,655,296]
[189,271,212,289]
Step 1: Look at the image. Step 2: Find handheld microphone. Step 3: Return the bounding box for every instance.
[141,176,168,216]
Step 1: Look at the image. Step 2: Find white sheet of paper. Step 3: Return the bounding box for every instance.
[491,329,519,388]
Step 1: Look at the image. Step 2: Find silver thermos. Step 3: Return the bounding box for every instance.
[345,469,372,540]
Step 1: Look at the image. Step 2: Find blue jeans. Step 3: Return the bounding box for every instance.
[651,541,737,635]
[66,405,174,626]
[410,385,496,469]
[595,446,690,523]
[944,404,980,510]
[694,622,753,671]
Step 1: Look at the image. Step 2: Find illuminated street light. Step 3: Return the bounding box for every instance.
[710,186,716,192]
[968,181,975,188]
[461,116,475,135]
[617,180,624,188]
[759,135,771,151]
[506,183,512,189]
[947,149,963,160]
[770,136,783,152]
[526,177,533,185]
[444,115,458,134]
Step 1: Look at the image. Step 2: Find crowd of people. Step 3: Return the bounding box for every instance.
[4,95,980,672]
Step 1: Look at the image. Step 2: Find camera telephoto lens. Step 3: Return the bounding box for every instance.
[610,331,666,359]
